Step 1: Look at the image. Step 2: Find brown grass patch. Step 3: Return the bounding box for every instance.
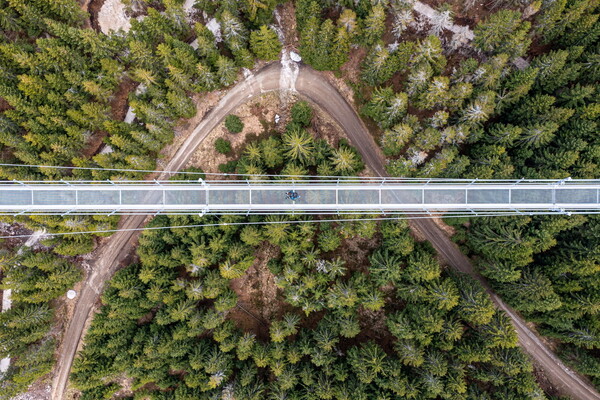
[340,47,368,85]
[432,216,456,237]
[87,0,106,32]
[81,77,137,158]
[276,1,299,50]
[228,243,283,339]
[187,92,282,175]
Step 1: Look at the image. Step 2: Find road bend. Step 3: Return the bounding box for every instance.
[51,63,600,400]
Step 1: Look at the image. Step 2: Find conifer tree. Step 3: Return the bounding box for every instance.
[250,25,281,61]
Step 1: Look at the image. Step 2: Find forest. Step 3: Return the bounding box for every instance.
[0,0,598,398]
[70,114,545,399]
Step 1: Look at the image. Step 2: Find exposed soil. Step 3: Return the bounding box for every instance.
[332,231,381,274]
[187,92,283,175]
[533,361,563,398]
[79,0,92,29]
[229,243,283,339]
[110,77,137,122]
[309,105,351,148]
[87,0,106,32]
[11,382,51,400]
[357,307,392,346]
[157,90,222,171]
[422,0,498,28]
[432,216,456,237]
[80,78,137,158]
[528,38,554,58]
[340,47,368,85]
[276,1,299,50]
[110,375,134,399]
[0,97,12,112]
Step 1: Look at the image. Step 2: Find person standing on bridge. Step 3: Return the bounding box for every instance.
[286,190,300,201]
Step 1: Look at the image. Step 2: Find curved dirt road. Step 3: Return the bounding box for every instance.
[52,62,600,400]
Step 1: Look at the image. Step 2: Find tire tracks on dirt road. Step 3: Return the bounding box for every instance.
[52,62,600,400]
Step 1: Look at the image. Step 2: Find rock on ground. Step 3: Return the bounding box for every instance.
[98,0,132,34]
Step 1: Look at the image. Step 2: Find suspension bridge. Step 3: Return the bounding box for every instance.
[1,177,599,216]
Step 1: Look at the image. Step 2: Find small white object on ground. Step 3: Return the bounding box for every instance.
[242,68,254,79]
[206,18,222,43]
[23,229,46,249]
[124,108,136,124]
[67,290,77,300]
[183,0,195,16]
[1,289,10,375]
[279,51,299,93]
[2,289,11,312]
[290,51,302,62]
[275,114,280,124]
[17,229,46,255]
[99,145,114,154]
[0,357,9,374]
[98,0,132,34]
[270,23,285,43]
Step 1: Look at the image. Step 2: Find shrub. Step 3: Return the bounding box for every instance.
[219,160,237,173]
[225,114,244,133]
[318,228,342,252]
[291,101,313,127]
[215,138,233,154]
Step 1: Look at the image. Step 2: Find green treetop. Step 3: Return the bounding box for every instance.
[250,25,282,61]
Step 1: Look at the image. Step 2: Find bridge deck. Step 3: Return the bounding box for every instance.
[1,179,599,215]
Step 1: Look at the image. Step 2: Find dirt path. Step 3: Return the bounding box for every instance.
[51,62,600,400]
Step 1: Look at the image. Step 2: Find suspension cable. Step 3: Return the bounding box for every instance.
[0,212,535,239]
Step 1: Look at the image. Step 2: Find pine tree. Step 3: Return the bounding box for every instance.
[361,5,386,46]
[392,8,414,38]
[530,49,580,93]
[473,10,531,59]
[381,123,412,157]
[330,147,360,175]
[499,269,562,313]
[338,8,358,35]
[518,122,559,148]
[243,0,273,22]
[480,312,518,348]
[215,55,238,86]
[282,127,315,164]
[412,35,446,72]
[220,10,248,51]
[313,19,336,71]
[250,25,282,61]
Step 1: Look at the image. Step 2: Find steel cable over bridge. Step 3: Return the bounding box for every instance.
[1,178,600,216]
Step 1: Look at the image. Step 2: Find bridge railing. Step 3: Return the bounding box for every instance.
[0,179,599,215]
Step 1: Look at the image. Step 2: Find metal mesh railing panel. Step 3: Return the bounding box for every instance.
[381,189,422,204]
[555,189,598,204]
[121,190,163,205]
[338,190,379,204]
[165,190,206,205]
[209,190,250,204]
[33,191,76,205]
[511,189,552,203]
[78,190,120,205]
[424,189,466,204]
[467,189,510,204]
[0,190,32,205]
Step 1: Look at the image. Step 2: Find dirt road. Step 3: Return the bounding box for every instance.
[51,62,600,400]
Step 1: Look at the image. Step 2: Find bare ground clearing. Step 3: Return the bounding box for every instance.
[188,92,282,174]
[229,243,282,339]
[158,90,222,171]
